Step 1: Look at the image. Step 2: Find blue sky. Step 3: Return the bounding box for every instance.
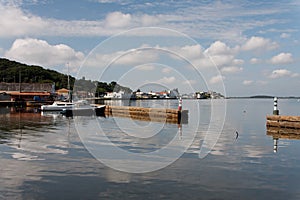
[0,0,299,96]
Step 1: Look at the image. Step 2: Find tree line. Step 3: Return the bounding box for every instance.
[0,58,132,95]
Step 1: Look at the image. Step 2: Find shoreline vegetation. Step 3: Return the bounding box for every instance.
[0,58,132,96]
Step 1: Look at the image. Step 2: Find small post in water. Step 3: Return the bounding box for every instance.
[273,97,279,115]
[178,97,182,111]
[177,97,182,124]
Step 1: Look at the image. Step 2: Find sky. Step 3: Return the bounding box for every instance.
[0,0,299,97]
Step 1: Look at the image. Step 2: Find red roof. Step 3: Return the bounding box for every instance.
[6,91,50,96]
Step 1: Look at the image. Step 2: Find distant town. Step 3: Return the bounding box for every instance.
[0,58,225,105]
[101,89,225,100]
[0,82,224,103]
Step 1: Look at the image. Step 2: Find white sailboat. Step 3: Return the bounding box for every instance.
[41,63,73,111]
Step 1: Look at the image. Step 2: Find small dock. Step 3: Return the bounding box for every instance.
[266,97,300,135]
[104,105,188,124]
[266,115,300,130]
[266,114,300,153]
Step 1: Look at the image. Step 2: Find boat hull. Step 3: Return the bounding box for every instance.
[61,106,106,117]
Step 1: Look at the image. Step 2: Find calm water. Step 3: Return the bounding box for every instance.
[1,99,300,199]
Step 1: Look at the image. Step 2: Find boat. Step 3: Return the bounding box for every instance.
[40,101,74,111]
[60,104,106,117]
[41,62,74,112]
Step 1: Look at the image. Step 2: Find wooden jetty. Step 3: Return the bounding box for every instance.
[266,115,300,136]
[104,105,188,124]
[267,127,300,140]
[265,98,300,152]
[266,115,300,129]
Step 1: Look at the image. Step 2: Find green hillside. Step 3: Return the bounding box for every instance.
[0,58,132,95]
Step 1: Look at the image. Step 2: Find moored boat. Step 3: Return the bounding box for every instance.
[61,105,106,117]
[40,101,74,111]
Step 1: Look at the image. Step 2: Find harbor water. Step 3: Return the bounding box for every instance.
[1,99,300,199]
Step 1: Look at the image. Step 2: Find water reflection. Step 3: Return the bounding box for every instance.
[1,99,300,199]
[266,126,300,153]
[0,107,73,158]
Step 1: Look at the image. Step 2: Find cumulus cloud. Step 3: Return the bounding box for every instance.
[269,69,299,79]
[243,80,253,85]
[250,58,261,64]
[209,75,225,84]
[242,36,278,51]
[0,3,47,37]
[166,44,204,62]
[270,52,293,65]
[140,14,161,26]
[105,12,132,28]
[0,0,291,44]
[5,38,84,70]
[86,48,159,68]
[157,76,176,84]
[162,67,172,74]
[201,41,244,73]
[137,64,155,71]
[221,66,243,74]
[205,41,237,55]
[280,33,290,38]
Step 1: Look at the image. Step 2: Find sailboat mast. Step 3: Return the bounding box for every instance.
[67,62,70,102]
[67,62,70,91]
[19,68,21,99]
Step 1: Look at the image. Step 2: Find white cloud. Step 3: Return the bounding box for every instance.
[140,14,161,26]
[243,80,253,85]
[280,33,290,38]
[209,75,225,84]
[257,80,268,85]
[166,44,204,62]
[201,41,244,72]
[157,76,176,84]
[88,49,159,67]
[270,52,293,65]
[250,58,261,64]
[205,41,237,55]
[162,67,172,74]
[221,66,243,74]
[137,65,155,71]
[4,38,84,71]
[233,59,244,65]
[242,36,278,51]
[105,12,132,28]
[0,3,47,37]
[269,69,299,79]
[0,1,290,42]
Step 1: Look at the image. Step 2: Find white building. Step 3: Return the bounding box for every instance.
[104,91,131,99]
